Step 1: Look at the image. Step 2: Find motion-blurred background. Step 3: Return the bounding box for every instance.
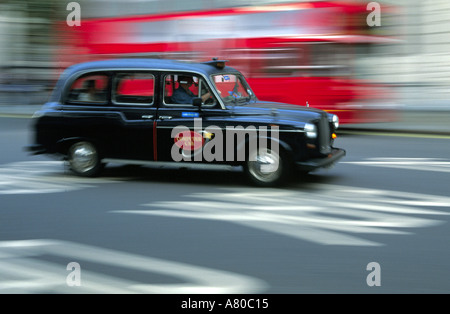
[0,0,448,124]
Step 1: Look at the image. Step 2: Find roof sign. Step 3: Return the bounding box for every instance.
[202,58,229,69]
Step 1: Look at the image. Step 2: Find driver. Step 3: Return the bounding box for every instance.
[172,76,211,104]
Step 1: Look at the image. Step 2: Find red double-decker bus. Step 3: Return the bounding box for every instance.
[58,1,398,124]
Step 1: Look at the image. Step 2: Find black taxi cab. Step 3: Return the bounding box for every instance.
[27,58,345,186]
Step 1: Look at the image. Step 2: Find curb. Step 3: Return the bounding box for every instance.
[0,113,34,118]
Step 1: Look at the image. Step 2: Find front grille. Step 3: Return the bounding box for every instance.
[317,116,331,154]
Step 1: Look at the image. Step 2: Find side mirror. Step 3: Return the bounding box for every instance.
[192,97,203,108]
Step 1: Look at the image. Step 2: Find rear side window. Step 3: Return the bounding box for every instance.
[113,73,155,105]
[66,73,109,104]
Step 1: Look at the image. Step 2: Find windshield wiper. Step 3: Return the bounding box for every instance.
[235,97,249,105]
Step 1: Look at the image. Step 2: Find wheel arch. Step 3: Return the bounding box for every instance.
[240,135,295,187]
[56,137,104,158]
[235,135,294,163]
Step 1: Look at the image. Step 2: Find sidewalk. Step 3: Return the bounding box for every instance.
[1,104,450,136]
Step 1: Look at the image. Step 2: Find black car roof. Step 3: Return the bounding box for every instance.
[63,58,238,77]
[50,58,240,102]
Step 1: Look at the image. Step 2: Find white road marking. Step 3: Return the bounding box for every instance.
[1,160,449,247]
[343,157,450,173]
[0,161,118,195]
[112,184,450,247]
[0,239,267,294]
[1,157,448,195]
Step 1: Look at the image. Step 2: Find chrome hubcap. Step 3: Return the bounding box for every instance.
[248,149,281,183]
[69,142,97,173]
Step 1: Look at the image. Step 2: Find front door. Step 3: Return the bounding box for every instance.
[155,73,221,162]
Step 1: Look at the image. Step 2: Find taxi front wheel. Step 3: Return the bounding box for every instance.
[67,141,102,177]
[243,147,292,187]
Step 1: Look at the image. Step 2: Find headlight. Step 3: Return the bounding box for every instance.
[330,114,339,129]
[304,123,317,138]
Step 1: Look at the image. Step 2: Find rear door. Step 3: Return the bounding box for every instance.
[110,71,158,161]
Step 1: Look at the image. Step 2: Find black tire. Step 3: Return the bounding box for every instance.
[243,147,292,187]
[67,141,102,177]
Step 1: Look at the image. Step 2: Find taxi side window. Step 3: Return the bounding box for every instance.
[113,73,155,105]
[164,74,197,106]
[67,74,109,104]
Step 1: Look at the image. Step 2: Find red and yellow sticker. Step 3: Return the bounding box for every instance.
[174,131,204,151]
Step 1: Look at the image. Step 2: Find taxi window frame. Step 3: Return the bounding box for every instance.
[111,71,157,107]
[162,72,219,109]
[63,71,111,106]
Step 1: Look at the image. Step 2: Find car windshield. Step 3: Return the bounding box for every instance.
[211,73,255,105]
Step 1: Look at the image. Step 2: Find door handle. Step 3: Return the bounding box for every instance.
[159,116,173,120]
[141,115,153,119]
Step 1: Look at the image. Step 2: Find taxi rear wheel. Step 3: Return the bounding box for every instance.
[67,141,102,177]
[244,147,292,187]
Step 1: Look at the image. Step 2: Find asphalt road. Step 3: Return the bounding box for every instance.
[0,117,449,295]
